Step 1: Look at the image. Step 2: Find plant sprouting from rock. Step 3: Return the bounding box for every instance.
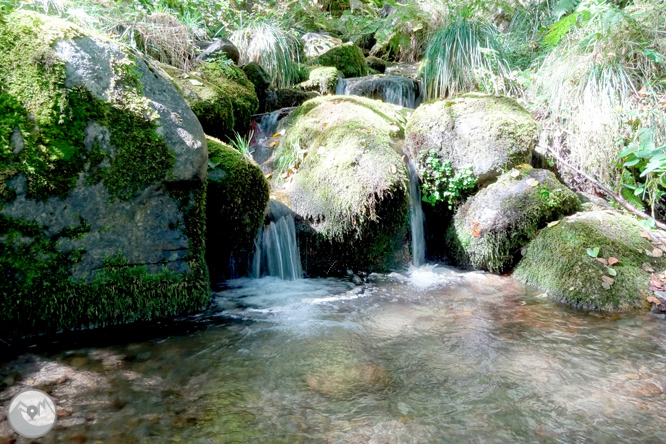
[419,149,476,209]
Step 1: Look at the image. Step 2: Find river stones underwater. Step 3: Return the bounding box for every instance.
[515,211,666,311]
[405,93,537,187]
[274,95,410,275]
[0,11,208,336]
[448,168,580,272]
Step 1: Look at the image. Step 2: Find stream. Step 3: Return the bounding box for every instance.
[2,267,666,443]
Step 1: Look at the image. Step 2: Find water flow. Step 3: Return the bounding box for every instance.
[407,159,426,266]
[252,201,303,280]
[255,110,281,142]
[336,75,417,108]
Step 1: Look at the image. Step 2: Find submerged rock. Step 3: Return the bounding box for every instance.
[0,11,209,337]
[514,211,666,311]
[448,169,580,272]
[296,66,340,95]
[161,61,258,141]
[306,363,390,397]
[205,137,269,277]
[275,96,410,275]
[336,74,419,108]
[405,94,537,186]
[309,43,368,78]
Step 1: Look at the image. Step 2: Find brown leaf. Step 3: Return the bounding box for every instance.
[389,164,397,174]
[601,276,615,290]
[640,231,651,240]
[650,275,663,289]
[647,296,660,305]
[547,220,560,228]
[595,258,608,265]
[653,248,663,258]
[471,221,482,238]
[642,263,655,273]
[608,257,619,265]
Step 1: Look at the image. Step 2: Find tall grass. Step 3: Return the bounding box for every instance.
[419,16,510,99]
[231,21,301,88]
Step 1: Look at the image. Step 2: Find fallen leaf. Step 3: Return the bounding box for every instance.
[640,231,651,240]
[510,170,520,178]
[653,248,663,258]
[269,141,278,148]
[516,164,533,170]
[607,267,617,277]
[471,221,482,238]
[389,164,397,174]
[650,275,663,288]
[272,132,281,138]
[595,258,608,265]
[601,276,615,290]
[188,79,203,86]
[608,257,619,265]
[526,178,539,187]
[647,296,660,304]
[587,247,600,258]
[547,220,560,227]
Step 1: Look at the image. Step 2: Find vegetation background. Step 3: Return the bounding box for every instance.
[1,0,665,220]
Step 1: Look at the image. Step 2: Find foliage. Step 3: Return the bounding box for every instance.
[420,15,510,99]
[229,130,255,157]
[419,150,476,209]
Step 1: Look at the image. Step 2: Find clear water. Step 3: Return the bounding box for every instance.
[407,159,426,267]
[336,75,417,108]
[2,268,666,443]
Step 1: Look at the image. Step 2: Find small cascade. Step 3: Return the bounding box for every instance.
[336,75,418,108]
[254,110,281,142]
[252,200,303,280]
[407,159,426,267]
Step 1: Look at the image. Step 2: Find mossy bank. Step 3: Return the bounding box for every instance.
[0,11,209,337]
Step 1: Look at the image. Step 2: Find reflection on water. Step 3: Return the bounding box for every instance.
[1,267,666,443]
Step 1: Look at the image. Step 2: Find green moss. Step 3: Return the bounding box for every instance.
[514,211,666,311]
[447,169,580,272]
[295,67,340,95]
[276,95,409,275]
[365,56,386,73]
[162,61,258,142]
[0,11,175,201]
[309,43,368,78]
[206,136,269,273]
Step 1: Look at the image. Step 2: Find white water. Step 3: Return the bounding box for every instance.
[254,110,280,142]
[407,159,426,266]
[336,75,418,108]
[251,201,303,280]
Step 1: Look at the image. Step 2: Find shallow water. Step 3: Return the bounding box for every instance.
[2,267,666,443]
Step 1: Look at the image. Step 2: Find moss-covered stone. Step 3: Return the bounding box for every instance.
[514,211,666,311]
[365,56,386,73]
[309,43,368,78]
[0,11,209,338]
[242,61,271,112]
[447,168,580,272]
[205,136,269,276]
[405,94,537,187]
[295,67,340,95]
[275,95,410,275]
[161,61,258,142]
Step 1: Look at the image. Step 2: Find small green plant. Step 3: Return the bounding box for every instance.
[419,150,476,209]
[230,130,254,158]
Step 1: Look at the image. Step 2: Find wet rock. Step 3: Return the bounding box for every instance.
[448,168,579,272]
[405,93,537,186]
[306,363,390,397]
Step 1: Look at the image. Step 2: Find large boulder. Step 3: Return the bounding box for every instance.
[447,168,580,272]
[205,137,269,277]
[161,61,258,141]
[296,66,340,95]
[274,96,410,275]
[196,38,240,65]
[242,61,271,112]
[405,94,537,186]
[0,12,209,337]
[309,43,368,78]
[514,211,666,311]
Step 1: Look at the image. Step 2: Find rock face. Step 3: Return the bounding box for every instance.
[196,38,240,65]
[336,74,419,108]
[309,43,368,78]
[0,11,209,337]
[514,211,666,311]
[296,66,340,95]
[161,61,258,142]
[275,96,410,275]
[448,169,580,272]
[205,137,269,277]
[406,94,537,186]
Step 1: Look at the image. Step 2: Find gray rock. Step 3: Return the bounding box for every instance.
[10,128,24,154]
[196,38,240,64]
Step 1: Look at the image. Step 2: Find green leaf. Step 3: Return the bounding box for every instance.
[587,247,600,258]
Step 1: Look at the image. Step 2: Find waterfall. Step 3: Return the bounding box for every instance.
[252,201,303,280]
[407,159,426,267]
[335,75,417,108]
[255,110,281,142]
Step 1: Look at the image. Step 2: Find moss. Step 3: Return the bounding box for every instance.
[162,61,258,141]
[0,11,175,201]
[309,43,368,78]
[295,67,340,95]
[365,56,386,73]
[447,169,580,272]
[514,211,666,311]
[276,95,409,275]
[205,136,269,275]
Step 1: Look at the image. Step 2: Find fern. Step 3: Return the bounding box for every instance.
[544,11,580,48]
[552,0,582,20]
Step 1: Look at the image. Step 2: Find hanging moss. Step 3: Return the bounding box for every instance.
[206,136,269,275]
[514,211,666,311]
[309,43,368,78]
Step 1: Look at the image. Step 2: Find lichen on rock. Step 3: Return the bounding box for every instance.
[514,211,666,311]
[447,168,580,272]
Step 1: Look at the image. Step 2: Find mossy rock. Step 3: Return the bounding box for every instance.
[447,168,580,272]
[406,94,537,187]
[0,11,209,337]
[206,136,269,276]
[242,61,271,113]
[295,67,340,95]
[275,95,410,275]
[365,56,386,73]
[309,43,368,78]
[514,211,666,311]
[161,61,258,142]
